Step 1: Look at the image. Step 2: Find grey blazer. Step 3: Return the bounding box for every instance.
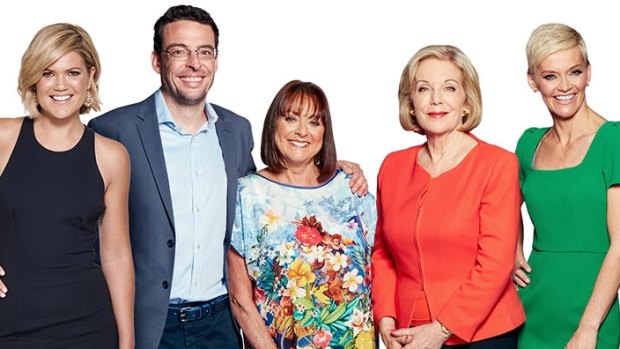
[88,92,256,349]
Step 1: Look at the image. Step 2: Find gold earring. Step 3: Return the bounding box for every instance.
[84,90,93,108]
[462,108,470,123]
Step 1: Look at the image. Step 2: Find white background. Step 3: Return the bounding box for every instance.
[1,0,618,342]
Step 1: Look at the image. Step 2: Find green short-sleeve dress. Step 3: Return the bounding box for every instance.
[516,121,620,349]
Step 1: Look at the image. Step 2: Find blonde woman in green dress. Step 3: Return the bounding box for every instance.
[513,23,620,349]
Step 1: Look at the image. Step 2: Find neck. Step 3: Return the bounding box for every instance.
[425,130,471,163]
[33,114,85,151]
[272,163,321,186]
[162,93,208,134]
[550,106,605,146]
[36,112,83,132]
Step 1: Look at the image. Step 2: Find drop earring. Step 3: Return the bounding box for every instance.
[84,90,93,108]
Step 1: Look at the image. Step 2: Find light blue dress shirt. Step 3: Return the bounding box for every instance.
[155,90,228,303]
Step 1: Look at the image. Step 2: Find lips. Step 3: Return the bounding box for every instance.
[289,140,310,147]
[51,95,71,102]
[180,76,203,82]
[554,94,575,103]
[427,111,448,119]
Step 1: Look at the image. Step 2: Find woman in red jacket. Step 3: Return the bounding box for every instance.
[372,45,525,349]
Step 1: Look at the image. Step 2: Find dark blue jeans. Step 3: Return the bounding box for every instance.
[159,298,241,349]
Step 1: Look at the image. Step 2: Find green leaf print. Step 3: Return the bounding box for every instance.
[293,297,315,310]
[323,300,347,324]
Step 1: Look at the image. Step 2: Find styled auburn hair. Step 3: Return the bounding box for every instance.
[398,45,482,135]
[261,80,337,183]
[18,23,101,118]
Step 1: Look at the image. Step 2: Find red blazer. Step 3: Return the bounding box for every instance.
[371,137,525,344]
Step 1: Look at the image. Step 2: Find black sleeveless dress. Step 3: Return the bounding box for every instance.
[0,118,117,348]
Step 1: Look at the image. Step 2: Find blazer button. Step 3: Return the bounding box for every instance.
[162,281,169,289]
[167,239,174,248]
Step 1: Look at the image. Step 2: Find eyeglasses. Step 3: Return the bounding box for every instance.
[161,46,218,61]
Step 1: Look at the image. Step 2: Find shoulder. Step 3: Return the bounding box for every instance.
[476,138,519,170]
[0,118,25,161]
[89,94,155,127]
[380,145,422,170]
[0,117,24,141]
[237,172,263,191]
[212,103,251,126]
[516,126,547,148]
[599,121,620,141]
[94,133,130,172]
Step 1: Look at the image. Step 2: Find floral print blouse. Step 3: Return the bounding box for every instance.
[231,171,377,349]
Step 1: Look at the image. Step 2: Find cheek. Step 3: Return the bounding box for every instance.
[411,93,425,108]
[275,123,289,137]
[536,82,555,98]
[35,79,48,93]
[77,78,90,91]
[313,128,325,142]
[575,78,588,90]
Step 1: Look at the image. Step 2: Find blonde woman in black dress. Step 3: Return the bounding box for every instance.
[0,23,134,348]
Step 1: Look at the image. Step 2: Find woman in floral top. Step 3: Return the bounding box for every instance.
[228,80,377,349]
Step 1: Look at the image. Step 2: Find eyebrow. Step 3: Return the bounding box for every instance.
[44,66,83,71]
[414,79,459,84]
[165,43,216,49]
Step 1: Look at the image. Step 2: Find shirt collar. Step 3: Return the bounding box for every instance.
[155,89,219,133]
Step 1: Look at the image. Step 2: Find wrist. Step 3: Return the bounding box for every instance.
[437,320,452,338]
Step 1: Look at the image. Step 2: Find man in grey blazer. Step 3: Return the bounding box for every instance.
[89,5,253,348]
[89,5,366,349]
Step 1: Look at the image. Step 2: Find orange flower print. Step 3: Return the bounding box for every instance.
[295,225,322,246]
[287,259,316,287]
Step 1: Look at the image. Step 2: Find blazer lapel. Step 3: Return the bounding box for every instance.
[135,94,175,230]
[214,109,234,178]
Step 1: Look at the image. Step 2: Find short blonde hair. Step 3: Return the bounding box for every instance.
[398,45,482,135]
[526,23,589,75]
[18,23,102,118]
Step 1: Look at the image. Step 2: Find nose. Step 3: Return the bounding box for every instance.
[431,89,442,105]
[294,122,308,137]
[186,50,202,69]
[558,76,571,92]
[53,74,68,91]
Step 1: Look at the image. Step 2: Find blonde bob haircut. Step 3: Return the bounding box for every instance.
[398,45,482,135]
[18,23,102,118]
[526,23,589,75]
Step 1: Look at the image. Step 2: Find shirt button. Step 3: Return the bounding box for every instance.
[167,239,174,248]
[162,281,169,289]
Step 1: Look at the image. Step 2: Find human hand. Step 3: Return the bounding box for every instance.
[513,251,531,288]
[0,265,7,298]
[564,326,597,349]
[378,317,405,349]
[337,160,368,196]
[391,321,448,349]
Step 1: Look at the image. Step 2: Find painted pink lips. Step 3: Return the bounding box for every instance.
[427,111,448,119]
